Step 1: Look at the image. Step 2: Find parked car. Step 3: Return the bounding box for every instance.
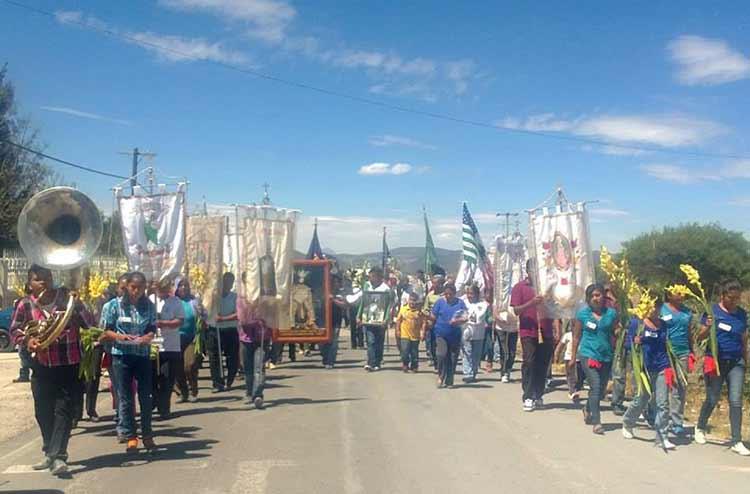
[0,307,13,352]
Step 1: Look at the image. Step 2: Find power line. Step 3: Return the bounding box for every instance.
[2,139,129,179]
[4,0,750,162]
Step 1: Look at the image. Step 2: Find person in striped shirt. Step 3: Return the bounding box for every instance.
[10,265,92,476]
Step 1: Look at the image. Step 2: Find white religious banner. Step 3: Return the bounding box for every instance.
[186,215,225,325]
[493,232,528,330]
[118,184,186,281]
[236,205,298,330]
[529,202,594,319]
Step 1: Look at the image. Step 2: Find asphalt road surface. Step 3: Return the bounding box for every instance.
[2,340,750,494]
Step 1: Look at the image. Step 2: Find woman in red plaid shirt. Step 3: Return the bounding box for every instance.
[10,265,92,477]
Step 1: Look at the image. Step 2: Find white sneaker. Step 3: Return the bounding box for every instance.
[662,439,676,450]
[694,429,707,444]
[523,399,534,412]
[501,374,509,383]
[731,442,750,456]
[622,426,634,439]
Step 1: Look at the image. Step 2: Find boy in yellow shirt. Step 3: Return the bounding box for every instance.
[396,292,426,372]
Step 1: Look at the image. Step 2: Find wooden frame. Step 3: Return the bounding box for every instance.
[273,259,332,343]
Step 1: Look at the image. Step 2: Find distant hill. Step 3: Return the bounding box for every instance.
[294,246,462,275]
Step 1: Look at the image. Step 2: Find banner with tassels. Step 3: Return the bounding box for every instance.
[186,215,225,324]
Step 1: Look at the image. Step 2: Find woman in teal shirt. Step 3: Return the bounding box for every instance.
[569,283,619,435]
[175,277,204,403]
[661,288,694,436]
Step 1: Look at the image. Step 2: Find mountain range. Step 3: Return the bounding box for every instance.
[294,246,462,275]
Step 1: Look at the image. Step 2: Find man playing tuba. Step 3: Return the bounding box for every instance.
[10,265,93,476]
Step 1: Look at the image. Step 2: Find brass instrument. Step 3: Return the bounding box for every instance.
[16,187,103,349]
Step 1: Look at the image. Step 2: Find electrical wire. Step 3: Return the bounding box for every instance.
[3,0,750,161]
[2,138,128,179]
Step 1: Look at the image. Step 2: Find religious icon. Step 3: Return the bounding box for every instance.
[360,291,390,326]
[291,269,316,329]
[258,222,277,297]
[275,259,333,343]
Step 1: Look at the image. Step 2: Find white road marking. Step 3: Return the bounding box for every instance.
[0,437,41,463]
[231,459,294,494]
[2,464,47,474]
[338,371,364,494]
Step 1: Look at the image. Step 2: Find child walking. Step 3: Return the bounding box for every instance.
[396,292,425,372]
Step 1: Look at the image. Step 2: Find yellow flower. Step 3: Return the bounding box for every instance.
[599,246,618,278]
[679,264,706,299]
[628,288,657,320]
[189,265,208,295]
[666,284,695,299]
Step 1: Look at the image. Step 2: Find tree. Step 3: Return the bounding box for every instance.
[621,223,750,296]
[0,64,52,246]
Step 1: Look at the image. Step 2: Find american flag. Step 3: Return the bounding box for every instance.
[456,203,494,293]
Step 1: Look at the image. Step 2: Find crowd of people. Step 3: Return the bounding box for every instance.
[9,258,750,477]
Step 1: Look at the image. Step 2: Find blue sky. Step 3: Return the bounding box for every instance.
[2,0,749,254]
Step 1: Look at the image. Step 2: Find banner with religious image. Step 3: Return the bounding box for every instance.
[529,203,594,319]
[493,232,528,329]
[236,205,298,330]
[186,215,225,324]
[118,184,186,281]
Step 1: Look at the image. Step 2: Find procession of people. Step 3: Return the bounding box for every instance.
[9,251,750,477]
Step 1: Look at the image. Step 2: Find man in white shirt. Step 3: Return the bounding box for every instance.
[352,267,392,371]
[207,272,239,392]
[153,277,184,419]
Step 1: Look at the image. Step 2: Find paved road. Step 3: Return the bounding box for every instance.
[2,340,750,494]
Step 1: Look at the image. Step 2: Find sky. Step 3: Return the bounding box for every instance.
[1,0,749,254]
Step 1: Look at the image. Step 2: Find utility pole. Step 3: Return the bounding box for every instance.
[118,148,156,194]
[496,211,520,239]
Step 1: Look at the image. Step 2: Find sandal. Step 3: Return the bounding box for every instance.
[592,424,604,435]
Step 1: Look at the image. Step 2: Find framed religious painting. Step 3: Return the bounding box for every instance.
[274,259,333,343]
[359,290,390,327]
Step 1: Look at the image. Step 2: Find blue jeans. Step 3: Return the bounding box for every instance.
[321,326,341,366]
[364,325,385,368]
[400,339,419,370]
[18,346,34,379]
[623,369,670,442]
[581,357,612,426]
[241,341,266,399]
[698,358,745,443]
[112,354,153,439]
[462,338,484,378]
[611,347,633,407]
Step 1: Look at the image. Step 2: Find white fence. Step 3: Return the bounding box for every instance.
[0,250,128,309]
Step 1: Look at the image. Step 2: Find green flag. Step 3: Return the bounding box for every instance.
[423,209,440,275]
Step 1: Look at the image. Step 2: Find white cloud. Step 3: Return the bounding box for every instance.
[668,35,750,86]
[358,162,416,176]
[368,134,437,150]
[127,31,249,64]
[498,113,725,148]
[40,106,132,126]
[589,208,630,217]
[159,0,296,42]
[639,161,750,184]
[55,10,249,66]
[444,59,477,95]
[729,197,750,207]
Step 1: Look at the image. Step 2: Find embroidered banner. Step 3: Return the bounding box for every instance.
[186,215,225,324]
[236,205,298,330]
[493,232,528,330]
[118,184,186,281]
[529,203,594,319]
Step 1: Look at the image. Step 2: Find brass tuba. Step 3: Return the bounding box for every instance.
[17,187,103,349]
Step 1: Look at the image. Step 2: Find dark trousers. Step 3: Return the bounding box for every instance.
[153,351,179,416]
[436,336,460,386]
[698,358,745,443]
[581,357,612,425]
[113,354,153,439]
[18,346,33,380]
[364,325,385,367]
[425,328,437,365]
[520,336,552,401]
[206,327,239,388]
[78,345,104,419]
[242,341,267,399]
[31,363,80,461]
[497,331,519,374]
[349,306,363,348]
[176,334,201,398]
[400,339,420,370]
